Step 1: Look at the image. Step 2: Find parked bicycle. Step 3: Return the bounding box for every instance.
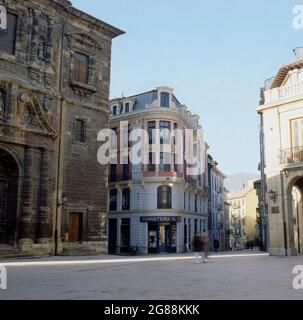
[128,245,144,256]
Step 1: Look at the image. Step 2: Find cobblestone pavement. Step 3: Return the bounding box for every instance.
[0,253,303,300]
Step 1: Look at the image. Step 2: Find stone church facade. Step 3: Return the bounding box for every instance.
[0,0,124,256]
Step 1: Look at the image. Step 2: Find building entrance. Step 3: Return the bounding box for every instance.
[148,222,176,254]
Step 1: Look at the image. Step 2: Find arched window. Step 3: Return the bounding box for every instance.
[157,185,172,209]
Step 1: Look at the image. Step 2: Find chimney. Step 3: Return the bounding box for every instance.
[293,47,303,60]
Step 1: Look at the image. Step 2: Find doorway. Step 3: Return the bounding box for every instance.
[68,212,83,242]
[0,149,19,245]
[148,222,177,254]
[108,218,117,254]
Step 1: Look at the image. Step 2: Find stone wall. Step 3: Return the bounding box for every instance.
[0,0,123,256]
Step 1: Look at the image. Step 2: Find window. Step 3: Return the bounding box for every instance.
[184,192,186,210]
[157,185,172,209]
[160,121,170,144]
[195,195,198,213]
[291,118,303,148]
[188,193,191,211]
[148,121,156,145]
[110,164,117,182]
[0,88,6,120]
[0,12,17,55]
[122,188,130,211]
[112,106,117,116]
[148,152,156,172]
[160,152,171,172]
[173,154,178,172]
[74,119,86,143]
[160,92,169,108]
[120,218,130,252]
[109,189,117,211]
[125,103,130,113]
[123,164,130,180]
[73,52,89,83]
[173,123,178,145]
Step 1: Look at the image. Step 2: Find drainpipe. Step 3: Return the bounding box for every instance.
[258,111,268,251]
[280,171,288,256]
[54,7,71,256]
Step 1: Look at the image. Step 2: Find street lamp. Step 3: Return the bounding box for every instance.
[268,190,277,203]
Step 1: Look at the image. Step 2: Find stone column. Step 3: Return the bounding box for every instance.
[38,148,52,242]
[19,147,35,244]
[285,194,298,256]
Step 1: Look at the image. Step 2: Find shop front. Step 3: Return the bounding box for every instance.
[141,216,180,254]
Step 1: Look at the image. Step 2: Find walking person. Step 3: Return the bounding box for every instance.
[193,233,208,264]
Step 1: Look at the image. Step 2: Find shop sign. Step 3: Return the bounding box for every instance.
[140,216,181,223]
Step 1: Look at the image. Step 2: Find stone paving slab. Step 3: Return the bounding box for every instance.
[0,253,302,300]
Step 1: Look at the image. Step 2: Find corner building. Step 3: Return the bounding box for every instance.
[108,86,209,254]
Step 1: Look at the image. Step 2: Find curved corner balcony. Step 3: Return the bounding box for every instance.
[264,82,303,104]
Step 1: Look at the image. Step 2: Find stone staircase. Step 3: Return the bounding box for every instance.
[0,245,33,259]
[60,242,107,256]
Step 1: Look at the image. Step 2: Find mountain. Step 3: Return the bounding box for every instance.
[225,173,260,193]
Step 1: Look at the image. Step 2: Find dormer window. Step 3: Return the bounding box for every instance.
[160,92,170,108]
[112,105,117,116]
[119,104,123,114]
[125,102,130,113]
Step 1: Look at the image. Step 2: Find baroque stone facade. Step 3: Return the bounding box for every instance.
[0,0,124,256]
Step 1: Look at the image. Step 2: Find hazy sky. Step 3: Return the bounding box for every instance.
[73,0,303,175]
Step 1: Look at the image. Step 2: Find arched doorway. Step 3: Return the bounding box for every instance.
[291,177,303,255]
[0,149,19,245]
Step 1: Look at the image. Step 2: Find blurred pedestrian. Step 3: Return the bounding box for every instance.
[193,233,208,264]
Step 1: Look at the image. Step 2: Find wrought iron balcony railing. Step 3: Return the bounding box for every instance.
[280,146,303,165]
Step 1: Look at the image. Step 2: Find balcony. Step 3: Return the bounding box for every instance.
[280,146,303,165]
[264,82,303,104]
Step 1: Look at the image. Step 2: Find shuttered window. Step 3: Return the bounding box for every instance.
[73,52,89,83]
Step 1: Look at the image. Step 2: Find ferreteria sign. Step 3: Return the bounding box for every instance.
[0,5,7,30]
[140,216,182,223]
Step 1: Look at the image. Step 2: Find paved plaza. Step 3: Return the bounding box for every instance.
[0,253,303,300]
